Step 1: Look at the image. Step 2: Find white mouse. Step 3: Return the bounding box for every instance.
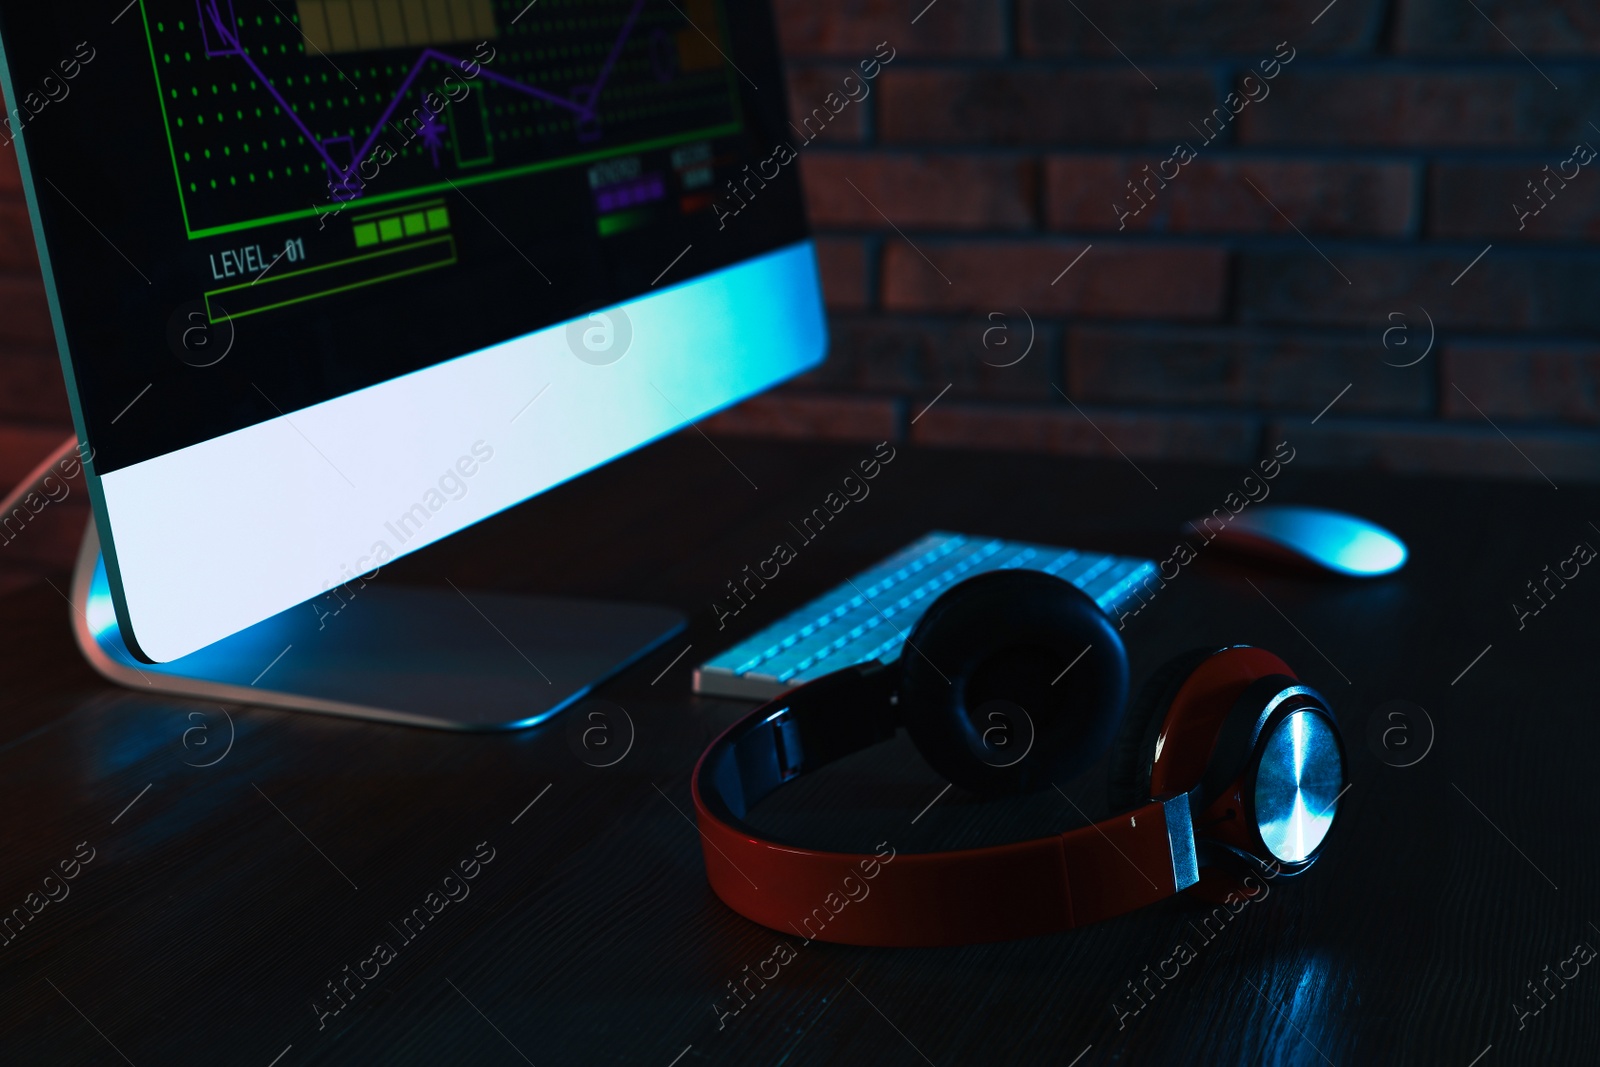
[1194,504,1407,577]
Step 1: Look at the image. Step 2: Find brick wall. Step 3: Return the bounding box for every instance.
[1,0,1598,569]
[702,0,1600,485]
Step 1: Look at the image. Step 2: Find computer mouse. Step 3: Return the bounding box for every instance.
[1194,504,1407,577]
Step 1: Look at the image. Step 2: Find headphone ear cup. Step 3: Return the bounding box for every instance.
[899,569,1129,794]
[1106,647,1223,811]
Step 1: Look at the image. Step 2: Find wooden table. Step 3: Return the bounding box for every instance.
[2,436,1596,1066]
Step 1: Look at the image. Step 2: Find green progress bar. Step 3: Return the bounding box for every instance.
[356,205,451,247]
[351,197,447,224]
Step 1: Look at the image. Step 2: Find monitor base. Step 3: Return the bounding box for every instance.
[69,522,686,730]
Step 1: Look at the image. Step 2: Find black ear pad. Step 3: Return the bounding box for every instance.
[897,569,1129,794]
[1106,647,1224,811]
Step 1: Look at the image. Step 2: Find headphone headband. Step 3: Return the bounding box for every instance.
[690,664,1202,947]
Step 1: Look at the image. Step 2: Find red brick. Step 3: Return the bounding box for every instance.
[0,146,19,194]
[1397,0,1600,55]
[880,69,1219,146]
[1237,71,1600,148]
[1442,344,1600,424]
[773,0,1004,58]
[1020,0,1380,56]
[786,66,867,144]
[883,241,1226,318]
[0,197,40,273]
[0,413,87,570]
[1239,249,1600,331]
[0,566,42,598]
[1047,156,1415,236]
[0,350,69,423]
[1271,417,1600,484]
[0,497,88,570]
[803,153,1037,230]
[0,422,76,489]
[0,278,54,345]
[799,314,1061,399]
[812,236,869,311]
[1069,328,1431,413]
[701,389,900,442]
[1430,159,1600,241]
[912,402,1259,463]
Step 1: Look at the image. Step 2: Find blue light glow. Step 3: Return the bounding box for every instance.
[1238,505,1407,577]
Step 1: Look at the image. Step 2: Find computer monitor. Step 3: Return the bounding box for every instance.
[0,2,825,679]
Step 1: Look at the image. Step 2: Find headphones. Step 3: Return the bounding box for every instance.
[692,570,1346,946]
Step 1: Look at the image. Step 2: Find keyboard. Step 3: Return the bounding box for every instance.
[692,531,1157,701]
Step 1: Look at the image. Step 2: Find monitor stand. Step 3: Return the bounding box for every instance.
[68,522,686,730]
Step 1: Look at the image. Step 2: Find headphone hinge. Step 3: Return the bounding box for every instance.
[1163,790,1200,891]
[767,708,805,783]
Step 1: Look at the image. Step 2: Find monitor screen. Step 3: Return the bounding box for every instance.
[0,0,827,661]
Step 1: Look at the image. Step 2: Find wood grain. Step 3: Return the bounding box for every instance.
[1,435,1597,1065]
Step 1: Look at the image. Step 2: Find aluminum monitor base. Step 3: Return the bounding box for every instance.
[69,523,686,730]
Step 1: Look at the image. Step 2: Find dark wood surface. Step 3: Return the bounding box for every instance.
[2,434,1598,1066]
